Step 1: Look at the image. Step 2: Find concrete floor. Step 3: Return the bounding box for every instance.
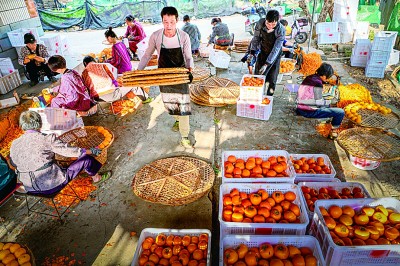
[1,14,400,266]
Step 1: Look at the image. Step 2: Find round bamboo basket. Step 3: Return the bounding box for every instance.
[132,156,215,206]
[55,126,114,165]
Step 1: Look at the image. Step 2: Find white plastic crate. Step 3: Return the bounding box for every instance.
[60,35,70,51]
[316,22,339,34]
[289,154,336,182]
[131,228,212,266]
[332,0,358,22]
[209,49,231,69]
[7,29,26,47]
[219,183,309,237]
[339,22,356,43]
[352,39,371,57]
[317,32,341,45]
[280,58,296,76]
[0,71,22,94]
[372,31,398,51]
[236,96,273,121]
[40,33,62,52]
[350,56,368,67]
[220,235,326,266]
[353,33,370,44]
[48,48,64,56]
[311,198,400,265]
[355,21,370,36]
[388,49,400,66]
[221,150,295,183]
[239,74,265,102]
[298,181,371,221]
[0,58,15,76]
[367,50,390,66]
[365,64,385,78]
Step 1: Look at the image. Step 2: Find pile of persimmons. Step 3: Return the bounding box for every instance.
[138,233,209,266]
[290,156,332,175]
[223,243,318,266]
[241,77,264,87]
[301,185,366,212]
[224,155,290,179]
[319,204,400,246]
[222,188,301,223]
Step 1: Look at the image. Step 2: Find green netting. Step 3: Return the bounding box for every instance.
[387,3,400,32]
[357,5,381,24]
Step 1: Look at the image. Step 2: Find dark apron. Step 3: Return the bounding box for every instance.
[255,26,281,94]
[158,31,191,116]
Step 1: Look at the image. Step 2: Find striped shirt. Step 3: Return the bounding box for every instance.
[182,22,201,51]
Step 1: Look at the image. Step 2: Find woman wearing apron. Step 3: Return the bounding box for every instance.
[137,7,194,148]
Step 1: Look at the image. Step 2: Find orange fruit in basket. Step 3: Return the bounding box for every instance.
[324,216,336,230]
[305,255,318,266]
[329,205,343,219]
[227,155,236,163]
[284,191,296,202]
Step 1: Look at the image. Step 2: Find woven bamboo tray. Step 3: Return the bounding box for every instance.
[189,77,239,106]
[55,126,114,165]
[337,127,400,162]
[132,157,215,206]
[192,67,211,82]
[354,109,400,129]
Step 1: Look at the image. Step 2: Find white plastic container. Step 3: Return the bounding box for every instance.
[311,198,400,265]
[60,35,70,51]
[365,64,386,78]
[349,155,381,170]
[353,39,372,55]
[0,58,15,76]
[290,154,336,182]
[388,49,400,66]
[0,70,22,94]
[332,0,358,22]
[209,49,231,69]
[131,228,212,266]
[367,50,390,66]
[219,183,309,237]
[221,150,295,183]
[316,22,339,34]
[350,55,368,67]
[236,96,273,121]
[298,181,371,220]
[40,33,62,52]
[280,58,296,76]
[7,28,40,47]
[239,74,266,102]
[317,32,341,45]
[339,22,356,43]
[220,235,326,266]
[371,31,398,51]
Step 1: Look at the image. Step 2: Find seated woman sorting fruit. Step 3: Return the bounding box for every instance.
[9,111,111,194]
[47,55,94,113]
[296,63,345,139]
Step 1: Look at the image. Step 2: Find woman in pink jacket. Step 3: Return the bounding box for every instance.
[124,15,146,60]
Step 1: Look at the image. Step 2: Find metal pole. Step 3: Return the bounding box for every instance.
[307,0,318,53]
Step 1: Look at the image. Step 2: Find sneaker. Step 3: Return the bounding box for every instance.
[142,97,154,104]
[180,137,192,148]
[172,121,179,132]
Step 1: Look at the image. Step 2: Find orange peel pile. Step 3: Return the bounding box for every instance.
[298,52,322,76]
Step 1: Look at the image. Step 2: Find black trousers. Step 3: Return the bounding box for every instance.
[25,61,53,82]
[255,51,281,95]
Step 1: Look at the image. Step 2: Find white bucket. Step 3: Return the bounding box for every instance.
[349,155,381,170]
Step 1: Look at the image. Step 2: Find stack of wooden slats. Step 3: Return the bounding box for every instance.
[122,67,189,87]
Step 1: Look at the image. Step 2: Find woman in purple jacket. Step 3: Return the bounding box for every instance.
[105,27,132,74]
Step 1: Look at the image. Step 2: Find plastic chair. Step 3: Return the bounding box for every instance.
[17,183,83,221]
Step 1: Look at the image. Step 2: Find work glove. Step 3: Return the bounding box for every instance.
[258,64,269,75]
[246,54,254,64]
[289,48,294,53]
[90,147,102,156]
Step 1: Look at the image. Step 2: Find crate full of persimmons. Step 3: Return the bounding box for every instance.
[219,183,309,237]
[239,74,266,103]
[311,198,400,265]
[220,235,324,266]
[131,228,211,266]
[221,150,295,184]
